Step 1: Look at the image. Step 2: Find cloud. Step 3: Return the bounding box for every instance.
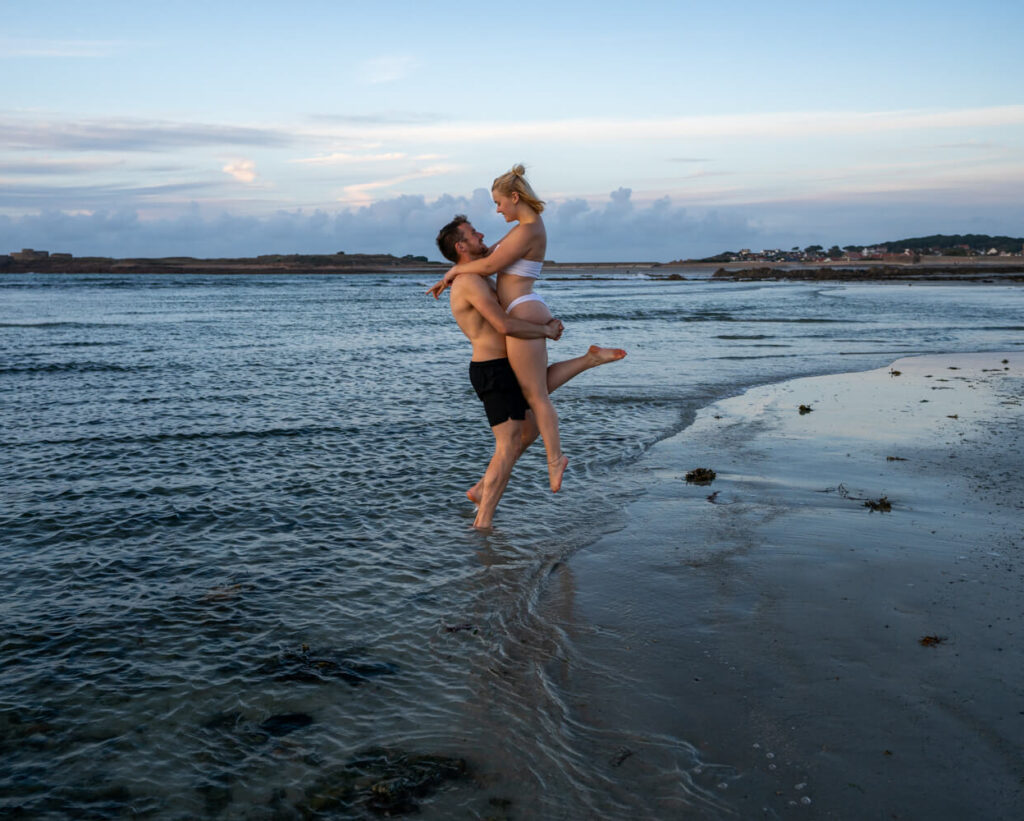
[302,104,1024,145]
[0,180,219,209]
[0,116,294,152]
[0,38,123,58]
[308,112,444,125]
[357,55,416,84]
[934,140,1000,150]
[291,152,410,166]
[0,188,752,260]
[0,158,125,175]
[222,159,257,183]
[336,165,460,205]
[3,184,1022,263]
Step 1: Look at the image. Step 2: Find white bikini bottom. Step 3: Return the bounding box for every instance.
[506,293,547,314]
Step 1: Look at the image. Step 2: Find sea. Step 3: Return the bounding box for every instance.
[2,270,1022,818]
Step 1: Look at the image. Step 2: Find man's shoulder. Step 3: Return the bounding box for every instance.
[452,274,494,297]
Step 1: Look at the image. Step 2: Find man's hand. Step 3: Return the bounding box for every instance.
[546,318,564,340]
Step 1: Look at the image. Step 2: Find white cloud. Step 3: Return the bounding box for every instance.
[291,152,409,166]
[0,114,293,151]
[337,165,459,205]
[222,160,257,184]
[304,105,1024,144]
[0,38,123,58]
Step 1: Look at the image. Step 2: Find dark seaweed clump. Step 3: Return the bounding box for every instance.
[302,746,469,816]
[685,468,716,485]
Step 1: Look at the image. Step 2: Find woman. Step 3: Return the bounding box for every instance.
[429,165,568,492]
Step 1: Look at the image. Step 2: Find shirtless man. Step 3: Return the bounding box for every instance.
[435,214,626,528]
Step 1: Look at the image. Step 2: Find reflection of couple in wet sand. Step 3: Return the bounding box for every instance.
[428,165,626,528]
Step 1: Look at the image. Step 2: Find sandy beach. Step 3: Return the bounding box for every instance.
[559,352,1022,819]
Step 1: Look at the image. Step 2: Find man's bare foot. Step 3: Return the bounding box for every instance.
[466,484,482,506]
[586,344,627,365]
[548,453,569,493]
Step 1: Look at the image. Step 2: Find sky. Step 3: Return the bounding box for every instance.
[2,0,1023,262]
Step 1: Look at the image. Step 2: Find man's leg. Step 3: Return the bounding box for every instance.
[474,418,523,529]
[468,345,627,501]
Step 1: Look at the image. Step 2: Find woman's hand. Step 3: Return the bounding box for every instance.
[546,318,564,340]
[425,266,462,299]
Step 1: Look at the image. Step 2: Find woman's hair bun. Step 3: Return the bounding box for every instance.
[511,164,526,177]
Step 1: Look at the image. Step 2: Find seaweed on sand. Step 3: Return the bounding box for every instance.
[685,468,716,485]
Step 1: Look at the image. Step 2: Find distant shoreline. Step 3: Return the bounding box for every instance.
[3,255,1024,280]
[709,260,1024,282]
[0,252,447,277]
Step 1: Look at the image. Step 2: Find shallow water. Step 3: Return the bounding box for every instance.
[2,272,1022,817]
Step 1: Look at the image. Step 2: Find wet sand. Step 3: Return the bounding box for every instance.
[562,352,1023,818]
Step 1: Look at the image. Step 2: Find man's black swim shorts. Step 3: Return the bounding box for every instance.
[469,357,529,427]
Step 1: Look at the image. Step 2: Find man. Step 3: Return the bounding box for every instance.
[434,214,625,528]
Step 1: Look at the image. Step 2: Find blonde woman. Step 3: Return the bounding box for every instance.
[428,165,571,492]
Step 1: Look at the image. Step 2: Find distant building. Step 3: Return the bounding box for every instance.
[11,248,49,261]
[51,252,73,261]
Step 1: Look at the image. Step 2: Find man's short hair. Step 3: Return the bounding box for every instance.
[436,214,469,263]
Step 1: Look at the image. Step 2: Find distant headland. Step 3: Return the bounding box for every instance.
[3,234,1024,279]
[0,249,445,275]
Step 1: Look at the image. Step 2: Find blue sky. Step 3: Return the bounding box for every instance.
[2,0,1023,261]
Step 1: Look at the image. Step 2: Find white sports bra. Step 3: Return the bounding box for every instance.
[494,243,543,279]
[503,257,543,279]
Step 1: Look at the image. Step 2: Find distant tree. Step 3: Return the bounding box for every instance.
[804,244,823,255]
[875,234,1024,254]
[791,246,799,252]
[826,245,844,258]
[843,245,863,253]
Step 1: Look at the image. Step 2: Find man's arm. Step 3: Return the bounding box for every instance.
[426,225,538,298]
[460,276,561,340]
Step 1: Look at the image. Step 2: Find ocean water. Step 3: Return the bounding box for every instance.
[2,271,1022,818]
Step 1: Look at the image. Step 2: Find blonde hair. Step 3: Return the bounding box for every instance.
[492,164,545,214]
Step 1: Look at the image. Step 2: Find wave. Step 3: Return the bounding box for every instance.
[29,423,365,448]
[716,334,775,340]
[0,361,145,375]
[0,321,127,329]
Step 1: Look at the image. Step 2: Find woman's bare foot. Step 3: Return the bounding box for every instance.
[466,484,482,506]
[548,453,569,493]
[586,344,627,365]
